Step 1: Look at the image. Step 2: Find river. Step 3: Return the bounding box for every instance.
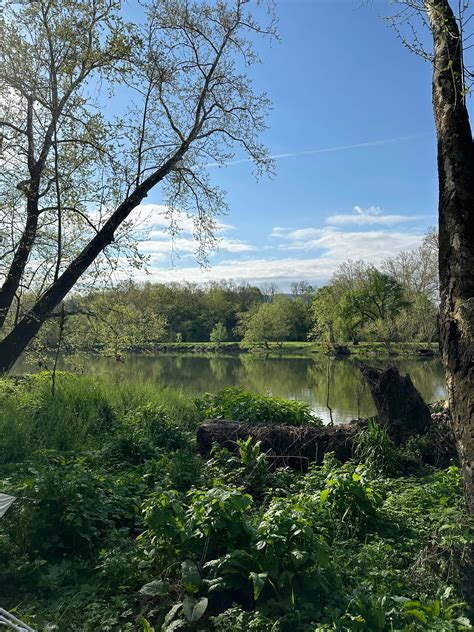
[21,352,447,424]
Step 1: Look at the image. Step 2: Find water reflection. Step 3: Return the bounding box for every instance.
[18,353,447,424]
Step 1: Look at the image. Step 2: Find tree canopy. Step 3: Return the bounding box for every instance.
[0,0,275,371]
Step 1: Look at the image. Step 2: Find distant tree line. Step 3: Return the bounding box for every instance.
[28,229,438,357]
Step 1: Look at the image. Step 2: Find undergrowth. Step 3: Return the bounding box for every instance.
[0,373,471,631]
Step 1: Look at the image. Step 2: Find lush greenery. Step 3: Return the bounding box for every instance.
[0,374,471,631]
[310,232,439,349]
[27,233,439,361]
[195,387,322,425]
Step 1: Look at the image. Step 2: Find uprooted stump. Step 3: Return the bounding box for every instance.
[359,363,432,444]
[197,420,366,470]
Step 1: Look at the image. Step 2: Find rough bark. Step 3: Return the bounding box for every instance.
[425,0,474,512]
[359,364,432,444]
[197,420,366,470]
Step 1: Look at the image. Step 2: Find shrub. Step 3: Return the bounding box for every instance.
[354,419,399,476]
[319,463,383,536]
[194,387,322,426]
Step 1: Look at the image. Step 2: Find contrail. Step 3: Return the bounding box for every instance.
[204,132,432,168]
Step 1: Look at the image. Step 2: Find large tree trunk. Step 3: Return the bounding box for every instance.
[197,420,366,469]
[425,0,474,512]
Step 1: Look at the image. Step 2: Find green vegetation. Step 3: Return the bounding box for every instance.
[0,374,471,631]
[310,234,439,350]
[19,230,438,361]
[195,387,322,425]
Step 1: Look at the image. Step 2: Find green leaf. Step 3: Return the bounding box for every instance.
[404,609,428,624]
[141,619,153,632]
[163,603,182,627]
[320,488,330,505]
[181,559,201,593]
[139,579,169,597]
[250,571,268,601]
[182,596,208,622]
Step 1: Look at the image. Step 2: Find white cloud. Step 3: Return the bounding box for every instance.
[134,204,254,258]
[132,203,233,234]
[326,205,419,226]
[123,225,426,288]
[273,226,423,258]
[122,204,429,289]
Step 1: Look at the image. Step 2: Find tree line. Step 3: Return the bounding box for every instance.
[25,229,438,357]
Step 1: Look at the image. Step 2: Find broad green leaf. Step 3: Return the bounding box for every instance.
[182,596,208,622]
[181,559,201,593]
[139,579,169,597]
[320,488,330,504]
[250,571,268,601]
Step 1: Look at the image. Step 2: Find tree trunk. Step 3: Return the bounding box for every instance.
[359,364,432,444]
[425,0,474,512]
[197,420,366,469]
[0,194,40,329]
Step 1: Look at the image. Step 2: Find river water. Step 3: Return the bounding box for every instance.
[24,353,447,424]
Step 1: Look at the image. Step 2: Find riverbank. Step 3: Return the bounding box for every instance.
[0,373,469,631]
[140,340,439,358]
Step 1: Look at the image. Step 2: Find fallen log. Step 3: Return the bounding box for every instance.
[197,419,366,470]
[359,364,432,444]
[196,365,451,470]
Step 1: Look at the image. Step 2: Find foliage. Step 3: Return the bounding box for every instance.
[194,387,323,425]
[240,295,311,348]
[354,419,400,476]
[310,234,439,347]
[319,462,383,536]
[210,321,228,347]
[0,374,471,631]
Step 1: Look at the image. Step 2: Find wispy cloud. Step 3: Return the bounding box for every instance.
[205,133,432,168]
[326,205,421,226]
[269,225,423,258]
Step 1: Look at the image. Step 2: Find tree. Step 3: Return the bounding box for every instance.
[0,0,274,372]
[383,228,439,299]
[210,321,227,348]
[261,281,279,303]
[310,286,340,346]
[339,268,411,345]
[240,296,295,348]
[425,0,474,512]
[385,0,474,511]
[290,280,314,307]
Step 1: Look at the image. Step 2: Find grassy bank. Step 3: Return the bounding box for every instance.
[0,374,470,631]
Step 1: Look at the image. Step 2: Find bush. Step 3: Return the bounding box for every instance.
[194,387,322,426]
[354,419,399,476]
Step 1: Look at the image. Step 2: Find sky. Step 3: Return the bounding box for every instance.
[129,0,444,290]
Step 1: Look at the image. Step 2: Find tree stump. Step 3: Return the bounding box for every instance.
[359,363,432,444]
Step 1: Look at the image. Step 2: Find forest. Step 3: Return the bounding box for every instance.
[0,0,473,630]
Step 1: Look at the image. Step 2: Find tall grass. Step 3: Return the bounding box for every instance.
[0,372,198,466]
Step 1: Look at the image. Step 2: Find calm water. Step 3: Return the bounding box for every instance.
[24,353,447,424]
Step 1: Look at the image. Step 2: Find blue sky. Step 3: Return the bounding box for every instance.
[131,0,444,290]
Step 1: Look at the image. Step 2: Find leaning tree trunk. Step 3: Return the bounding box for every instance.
[425,0,474,512]
[0,148,186,374]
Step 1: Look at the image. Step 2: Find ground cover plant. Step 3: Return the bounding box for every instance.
[0,373,471,631]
